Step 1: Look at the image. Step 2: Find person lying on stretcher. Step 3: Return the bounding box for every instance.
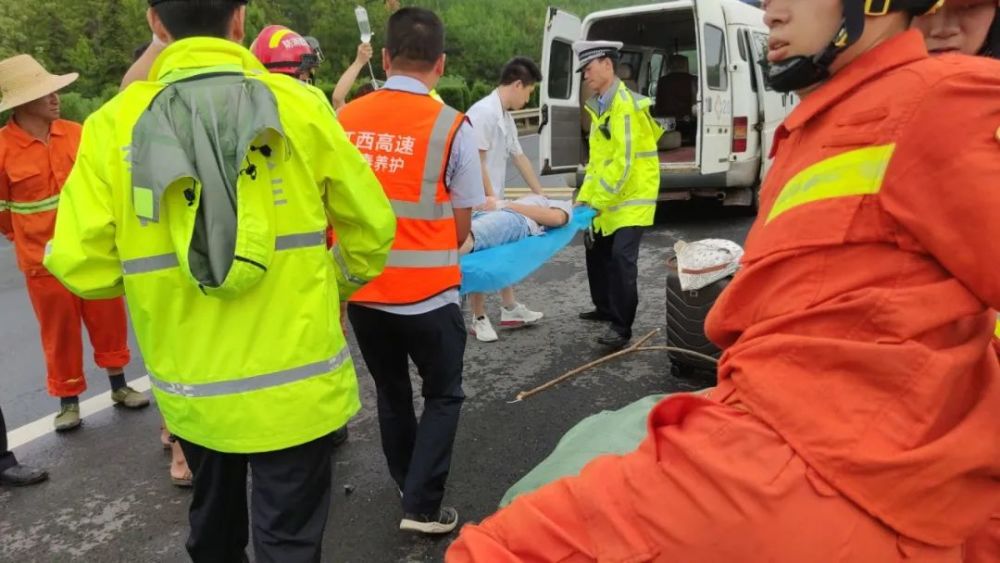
[460,195,575,254]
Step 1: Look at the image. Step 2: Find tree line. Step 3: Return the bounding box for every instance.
[0,0,650,122]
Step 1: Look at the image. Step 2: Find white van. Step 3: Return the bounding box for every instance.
[538,0,797,211]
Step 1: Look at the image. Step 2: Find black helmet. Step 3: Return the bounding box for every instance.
[764,0,944,92]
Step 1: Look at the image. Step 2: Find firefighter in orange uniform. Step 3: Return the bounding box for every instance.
[912,3,1000,560]
[0,55,145,433]
[447,0,1000,560]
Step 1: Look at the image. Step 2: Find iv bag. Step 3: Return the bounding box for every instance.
[355,6,372,44]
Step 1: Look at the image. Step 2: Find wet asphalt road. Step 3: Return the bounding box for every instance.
[0,199,754,562]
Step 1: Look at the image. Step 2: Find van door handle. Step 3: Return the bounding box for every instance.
[538,104,549,135]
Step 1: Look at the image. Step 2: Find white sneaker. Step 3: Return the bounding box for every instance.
[471,316,498,342]
[400,507,459,534]
[500,303,544,327]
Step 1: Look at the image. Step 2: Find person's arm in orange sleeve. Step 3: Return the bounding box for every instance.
[880,70,1000,312]
[0,163,12,242]
[446,479,597,562]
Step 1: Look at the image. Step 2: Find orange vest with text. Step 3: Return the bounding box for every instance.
[338,89,464,304]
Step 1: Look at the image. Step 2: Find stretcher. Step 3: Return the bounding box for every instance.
[459,207,596,295]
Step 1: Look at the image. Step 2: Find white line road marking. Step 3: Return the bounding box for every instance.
[8,376,152,450]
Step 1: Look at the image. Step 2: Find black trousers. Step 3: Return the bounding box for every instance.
[586,226,644,338]
[177,432,335,563]
[348,303,466,516]
[0,405,16,473]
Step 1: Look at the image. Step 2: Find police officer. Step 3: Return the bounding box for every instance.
[573,40,662,349]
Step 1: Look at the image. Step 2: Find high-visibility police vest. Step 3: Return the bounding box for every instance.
[578,80,663,236]
[43,38,396,454]
[338,89,464,304]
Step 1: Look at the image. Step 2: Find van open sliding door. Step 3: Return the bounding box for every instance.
[539,7,582,175]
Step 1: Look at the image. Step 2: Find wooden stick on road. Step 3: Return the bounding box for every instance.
[511,329,660,403]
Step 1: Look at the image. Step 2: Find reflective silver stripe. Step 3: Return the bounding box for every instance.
[598,115,633,195]
[391,199,453,221]
[606,199,658,212]
[331,243,368,286]
[149,347,352,398]
[274,199,289,206]
[617,115,633,193]
[632,93,649,112]
[8,194,60,214]
[636,151,658,159]
[386,249,458,268]
[275,231,326,250]
[391,106,461,221]
[123,253,178,274]
[123,231,327,275]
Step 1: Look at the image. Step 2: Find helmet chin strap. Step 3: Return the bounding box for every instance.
[763,20,851,93]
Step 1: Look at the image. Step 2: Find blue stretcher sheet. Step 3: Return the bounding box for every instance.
[459,206,595,295]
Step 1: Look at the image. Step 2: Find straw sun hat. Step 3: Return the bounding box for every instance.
[0,54,79,113]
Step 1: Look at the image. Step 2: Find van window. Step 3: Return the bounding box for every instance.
[648,53,665,97]
[751,32,773,91]
[548,39,574,100]
[704,24,728,91]
[737,31,748,62]
[742,30,757,93]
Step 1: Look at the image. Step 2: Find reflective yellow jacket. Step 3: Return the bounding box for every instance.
[44,38,395,453]
[578,80,663,235]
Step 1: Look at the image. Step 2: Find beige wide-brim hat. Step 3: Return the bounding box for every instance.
[0,54,79,113]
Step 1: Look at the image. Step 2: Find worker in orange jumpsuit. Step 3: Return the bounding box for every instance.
[912,3,1000,560]
[0,55,146,433]
[447,0,1000,560]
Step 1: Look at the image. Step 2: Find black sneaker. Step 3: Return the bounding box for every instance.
[579,310,612,322]
[597,328,630,349]
[0,464,48,487]
[399,506,459,534]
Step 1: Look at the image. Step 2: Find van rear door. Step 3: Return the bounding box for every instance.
[539,7,582,175]
[694,0,732,175]
[748,29,785,177]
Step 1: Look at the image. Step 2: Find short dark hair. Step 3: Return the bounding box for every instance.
[499,57,542,87]
[385,7,445,72]
[152,0,241,40]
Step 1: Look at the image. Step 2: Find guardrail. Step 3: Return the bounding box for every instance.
[511,107,541,135]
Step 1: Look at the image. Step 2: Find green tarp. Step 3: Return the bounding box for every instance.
[500,394,665,507]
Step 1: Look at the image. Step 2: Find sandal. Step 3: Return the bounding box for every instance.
[169,438,193,488]
[170,471,193,488]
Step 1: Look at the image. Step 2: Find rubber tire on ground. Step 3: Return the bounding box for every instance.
[665,256,729,384]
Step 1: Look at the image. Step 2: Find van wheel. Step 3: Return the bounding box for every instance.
[740,184,760,217]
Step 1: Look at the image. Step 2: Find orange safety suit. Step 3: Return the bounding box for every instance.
[447,31,1000,562]
[338,89,465,305]
[0,118,129,397]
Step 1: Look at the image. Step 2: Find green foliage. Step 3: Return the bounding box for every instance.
[59,92,107,124]
[435,75,470,111]
[470,80,493,106]
[0,0,655,121]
